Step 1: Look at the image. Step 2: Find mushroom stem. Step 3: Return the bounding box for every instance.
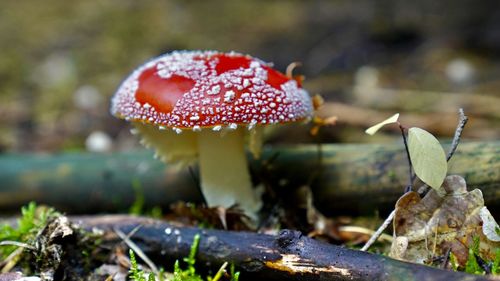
[197,128,262,217]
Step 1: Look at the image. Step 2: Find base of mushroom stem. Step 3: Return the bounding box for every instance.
[197,128,262,220]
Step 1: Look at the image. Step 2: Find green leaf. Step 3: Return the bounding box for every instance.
[408,127,447,189]
[365,113,399,135]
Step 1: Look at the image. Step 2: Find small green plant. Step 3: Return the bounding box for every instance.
[129,234,240,281]
[460,236,500,275]
[173,234,203,281]
[492,249,500,275]
[0,202,58,259]
[229,264,240,281]
[464,236,483,274]
[129,249,155,281]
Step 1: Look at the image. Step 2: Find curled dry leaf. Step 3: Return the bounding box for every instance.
[479,207,500,242]
[389,175,500,266]
[364,113,399,135]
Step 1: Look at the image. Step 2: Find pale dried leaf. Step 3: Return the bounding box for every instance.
[365,113,399,135]
[479,207,500,242]
[389,237,408,260]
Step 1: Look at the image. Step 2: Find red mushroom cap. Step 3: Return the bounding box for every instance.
[111,51,313,132]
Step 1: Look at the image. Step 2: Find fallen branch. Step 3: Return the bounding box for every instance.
[75,215,498,281]
[0,142,498,215]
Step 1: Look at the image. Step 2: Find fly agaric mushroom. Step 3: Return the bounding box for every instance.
[111,50,313,218]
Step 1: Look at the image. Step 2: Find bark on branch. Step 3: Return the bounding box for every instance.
[76,215,498,281]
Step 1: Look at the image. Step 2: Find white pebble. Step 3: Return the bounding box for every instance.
[85,131,112,153]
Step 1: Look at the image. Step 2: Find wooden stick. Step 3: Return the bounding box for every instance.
[0,142,498,215]
[74,215,498,281]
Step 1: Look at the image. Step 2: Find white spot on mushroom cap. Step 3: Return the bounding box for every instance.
[248,119,257,130]
[208,85,221,95]
[224,90,236,103]
[111,51,313,130]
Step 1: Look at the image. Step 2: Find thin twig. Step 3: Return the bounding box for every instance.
[446,108,468,161]
[124,224,142,239]
[362,122,411,252]
[0,247,24,273]
[441,248,452,269]
[398,123,413,192]
[475,254,492,274]
[418,108,468,195]
[0,241,35,250]
[362,109,469,252]
[114,227,159,275]
[360,210,395,251]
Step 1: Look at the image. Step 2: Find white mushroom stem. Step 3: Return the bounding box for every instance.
[197,128,262,217]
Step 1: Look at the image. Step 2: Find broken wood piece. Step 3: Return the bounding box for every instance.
[75,215,498,281]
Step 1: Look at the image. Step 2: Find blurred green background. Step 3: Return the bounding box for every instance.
[1,0,499,153]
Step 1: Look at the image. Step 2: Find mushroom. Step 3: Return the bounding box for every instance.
[111,50,313,219]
